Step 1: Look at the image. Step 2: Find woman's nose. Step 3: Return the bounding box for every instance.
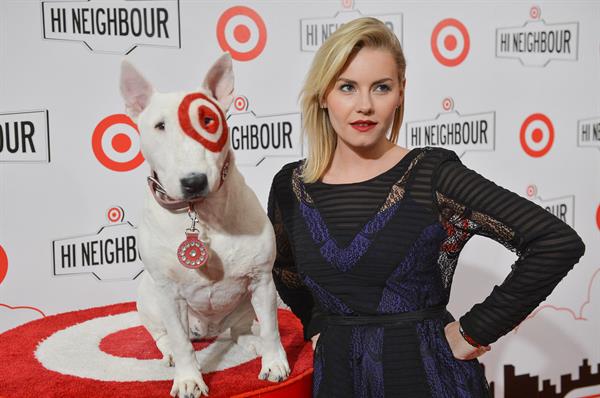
[356,92,374,114]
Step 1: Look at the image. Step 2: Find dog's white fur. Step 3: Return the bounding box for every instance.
[120,54,289,398]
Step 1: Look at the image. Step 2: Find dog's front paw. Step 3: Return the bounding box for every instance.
[258,346,290,382]
[170,370,209,398]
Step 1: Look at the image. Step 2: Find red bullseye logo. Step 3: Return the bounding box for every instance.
[530,6,541,19]
[178,93,228,152]
[431,18,470,67]
[442,97,454,111]
[596,204,600,231]
[342,0,354,9]
[107,206,125,224]
[233,95,249,112]
[520,113,554,158]
[216,6,267,61]
[526,184,537,198]
[92,114,145,172]
[0,245,7,285]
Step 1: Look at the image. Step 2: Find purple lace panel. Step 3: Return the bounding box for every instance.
[416,319,489,397]
[378,223,447,313]
[292,160,411,273]
[313,340,324,397]
[298,194,403,272]
[303,275,354,315]
[299,201,328,244]
[351,326,385,398]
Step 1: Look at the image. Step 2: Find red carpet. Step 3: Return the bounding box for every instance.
[0,302,313,397]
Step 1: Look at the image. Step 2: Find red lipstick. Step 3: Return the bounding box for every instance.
[350,120,377,132]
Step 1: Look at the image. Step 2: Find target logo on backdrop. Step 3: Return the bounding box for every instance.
[92,114,144,172]
[233,95,249,112]
[216,6,267,62]
[107,206,125,224]
[520,113,554,157]
[431,18,470,67]
[0,245,7,285]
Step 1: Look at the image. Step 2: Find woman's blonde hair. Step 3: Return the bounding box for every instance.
[299,17,406,183]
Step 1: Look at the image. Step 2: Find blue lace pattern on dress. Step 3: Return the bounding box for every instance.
[298,196,402,272]
[416,319,489,397]
[291,153,427,273]
[378,223,447,313]
[313,339,324,397]
[303,274,354,315]
[351,326,385,398]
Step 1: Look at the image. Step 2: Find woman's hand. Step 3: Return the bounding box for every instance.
[311,333,320,350]
[444,321,491,360]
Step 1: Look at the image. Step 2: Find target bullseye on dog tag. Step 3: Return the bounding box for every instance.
[177,231,208,269]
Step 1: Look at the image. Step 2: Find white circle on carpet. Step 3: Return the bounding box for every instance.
[34,311,258,381]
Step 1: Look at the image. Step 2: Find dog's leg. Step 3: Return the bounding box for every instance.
[249,269,290,382]
[228,298,262,356]
[137,273,176,367]
[151,281,209,398]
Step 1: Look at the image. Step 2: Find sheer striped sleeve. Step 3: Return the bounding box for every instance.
[268,173,324,341]
[433,149,586,346]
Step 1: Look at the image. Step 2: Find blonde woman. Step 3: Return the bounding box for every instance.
[267,17,585,397]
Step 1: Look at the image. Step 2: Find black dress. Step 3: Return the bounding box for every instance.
[267,146,585,397]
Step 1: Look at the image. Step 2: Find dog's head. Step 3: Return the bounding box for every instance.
[120,53,234,201]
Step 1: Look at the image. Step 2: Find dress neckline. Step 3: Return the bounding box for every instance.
[311,148,420,187]
[295,147,427,251]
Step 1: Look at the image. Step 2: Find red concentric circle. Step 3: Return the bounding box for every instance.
[216,6,267,62]
[442,97,454,111]
[178,93,229,153]
[520,113,554,158]
[0,302,312,397]
[92,114,145,172]
[431,18,470,67]
[107,206,125,223]
[234,95,249,112]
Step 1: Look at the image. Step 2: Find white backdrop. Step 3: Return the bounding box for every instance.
[0,1,599,396]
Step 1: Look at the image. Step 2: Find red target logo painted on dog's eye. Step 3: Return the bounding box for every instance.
[198,106,219,134]
[178,93,228,153]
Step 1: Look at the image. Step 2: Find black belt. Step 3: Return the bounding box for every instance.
[323,304,447,326]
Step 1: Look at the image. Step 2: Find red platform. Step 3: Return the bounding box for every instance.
[0,302,313,397]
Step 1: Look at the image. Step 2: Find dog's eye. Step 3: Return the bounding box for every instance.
[204,117,213,125]
[155,121,165,131]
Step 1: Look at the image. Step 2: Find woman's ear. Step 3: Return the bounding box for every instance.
[398,77,407,107]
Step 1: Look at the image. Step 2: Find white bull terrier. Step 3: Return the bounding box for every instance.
[120,53,290,398]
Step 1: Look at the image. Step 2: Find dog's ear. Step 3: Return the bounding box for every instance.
[202,53,234,111]
[120,60,154,120]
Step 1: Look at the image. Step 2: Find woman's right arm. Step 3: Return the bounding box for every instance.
[267,174,324,343]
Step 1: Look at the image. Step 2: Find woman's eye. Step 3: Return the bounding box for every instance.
[374,84,391,92]
[155,121,165,130]
[340,83,354,92]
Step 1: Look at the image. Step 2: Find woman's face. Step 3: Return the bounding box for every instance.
[324,47,404,151]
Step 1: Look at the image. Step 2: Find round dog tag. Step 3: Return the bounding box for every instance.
[177,231,208,269]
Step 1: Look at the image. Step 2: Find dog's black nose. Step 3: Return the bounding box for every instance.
[180,173,208,197]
